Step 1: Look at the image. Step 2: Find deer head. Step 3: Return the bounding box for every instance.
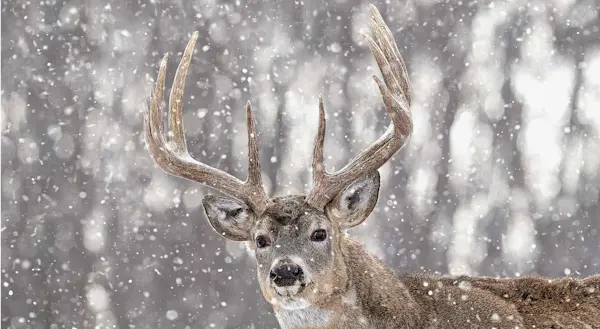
[143,4,412,311]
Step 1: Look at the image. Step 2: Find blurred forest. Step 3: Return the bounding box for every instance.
[2,0,600,328]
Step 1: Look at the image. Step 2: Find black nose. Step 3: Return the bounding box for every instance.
[270,263,304,287]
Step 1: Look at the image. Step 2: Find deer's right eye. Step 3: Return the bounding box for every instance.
[255,235,271,248]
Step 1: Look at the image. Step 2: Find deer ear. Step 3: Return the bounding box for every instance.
[202,195,255,241]
[326,171,380,229]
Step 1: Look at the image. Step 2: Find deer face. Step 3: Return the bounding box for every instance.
[145,2,411,315]
[202,171,380,309]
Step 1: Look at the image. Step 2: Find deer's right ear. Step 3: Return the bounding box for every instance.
[202,195,255,241]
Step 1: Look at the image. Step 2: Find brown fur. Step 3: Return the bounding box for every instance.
[320,237,600,329]
[441,274,600,328]
[145,5,600,328]
[202,193,599,328]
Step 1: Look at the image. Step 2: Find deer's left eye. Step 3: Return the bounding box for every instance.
[310,229,327,242]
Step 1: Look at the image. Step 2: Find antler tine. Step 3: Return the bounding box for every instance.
[368,6,411,103]
[144,32,269,214]
[146,54,168,149]
[311,95,326,184]
[305,5,413,210]
[168,31,197,154]
[245,101,264,186]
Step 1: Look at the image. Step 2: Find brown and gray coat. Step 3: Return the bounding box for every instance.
[143,4,600,328]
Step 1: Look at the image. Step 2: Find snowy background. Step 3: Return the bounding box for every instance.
[2,0,600,328]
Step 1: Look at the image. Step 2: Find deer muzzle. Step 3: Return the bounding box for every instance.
[270,263,305,287]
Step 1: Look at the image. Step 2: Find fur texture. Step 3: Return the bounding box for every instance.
[318,237,600,329]
[205,193,599,329]
[144,5,600,327]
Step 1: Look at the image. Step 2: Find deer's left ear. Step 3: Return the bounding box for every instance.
[326,171,380,229]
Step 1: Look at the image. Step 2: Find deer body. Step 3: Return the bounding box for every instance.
[143,4,599,328]
[275,233,600,329]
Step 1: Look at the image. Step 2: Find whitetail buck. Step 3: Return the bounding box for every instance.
[143,5,600,328]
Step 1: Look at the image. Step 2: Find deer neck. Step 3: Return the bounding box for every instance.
[273,237,422,329]
[337,237,422,326]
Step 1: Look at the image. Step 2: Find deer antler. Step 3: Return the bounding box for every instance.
[305,4,413,210]
[143,31,270,214]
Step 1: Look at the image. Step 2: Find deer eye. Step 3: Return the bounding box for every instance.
[310,229,327,242]
[255,235,271,248]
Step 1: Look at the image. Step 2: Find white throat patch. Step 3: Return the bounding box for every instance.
[275,306,331,329]
[277,298,310,310]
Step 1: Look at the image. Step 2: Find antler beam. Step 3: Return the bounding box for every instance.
[305,4,413,209]
[143,32,270,214]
